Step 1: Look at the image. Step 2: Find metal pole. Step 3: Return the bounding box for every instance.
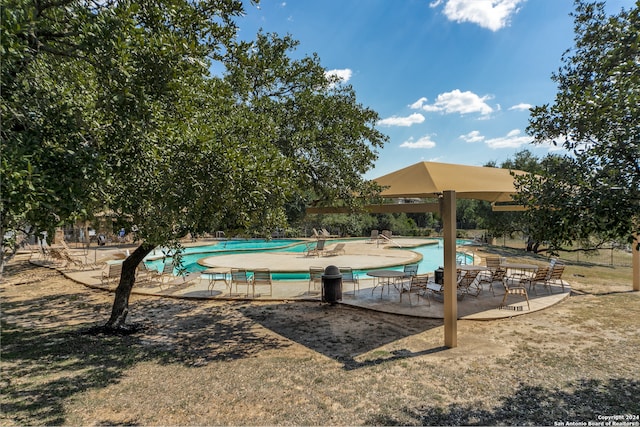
[633,234,639,292]
[443,190,457,348]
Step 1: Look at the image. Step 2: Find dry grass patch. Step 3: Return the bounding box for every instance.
[1,254,639,426]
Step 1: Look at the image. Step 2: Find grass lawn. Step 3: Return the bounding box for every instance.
[1,250,638,426]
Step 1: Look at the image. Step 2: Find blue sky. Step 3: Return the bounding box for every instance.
[235,0,634,178]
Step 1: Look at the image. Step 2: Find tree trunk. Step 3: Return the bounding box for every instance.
[105,243,154,330]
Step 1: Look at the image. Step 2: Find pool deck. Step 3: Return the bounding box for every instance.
[32,238,571,321]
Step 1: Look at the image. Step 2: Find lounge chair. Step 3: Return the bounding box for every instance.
[380,230,392,244]
[456,269,481,298]
[367,229,379,243]
[60,239,92,266]
[101,263,123,287]
[250,268,273,297]
[304,239,326,257]
[324,243,345,257]
[321,228,339,238]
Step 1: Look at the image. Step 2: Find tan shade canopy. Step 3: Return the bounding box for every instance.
[374,161,526,203]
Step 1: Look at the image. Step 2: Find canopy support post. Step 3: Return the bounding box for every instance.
[633,234,639,292]
[443,190,457,348]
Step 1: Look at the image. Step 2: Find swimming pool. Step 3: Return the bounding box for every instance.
[145,238,473,280]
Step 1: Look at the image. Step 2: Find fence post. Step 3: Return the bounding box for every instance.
[633,235,639,292]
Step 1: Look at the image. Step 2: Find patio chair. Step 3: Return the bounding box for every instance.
[324,243,346,257]
[230,268,252,296]
[152,262,176,288]
[426,279,444,302]
[394,263,419,292]
[46,248,67,266]
[101,263,123,287]
[520,266,550,295]
[59,250,85,271]
[304,239,326,257]
[251,268,273,297]
[546,263,566,292]
[308,266,324,294]
[400,273,430,306]
[499,277,530,311]
[135,262,154,287]
[367,229,379,243]
[339,267,359,294]
[403,263,419,278]
[476,267,505,296]
[456,269,481,297]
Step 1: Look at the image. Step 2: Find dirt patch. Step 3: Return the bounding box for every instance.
[1,254,639,426]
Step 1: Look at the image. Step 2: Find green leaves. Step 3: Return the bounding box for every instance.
[523,0,640,249]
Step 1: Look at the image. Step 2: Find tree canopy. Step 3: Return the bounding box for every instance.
[1,0,386,328]
[517,0,640,251]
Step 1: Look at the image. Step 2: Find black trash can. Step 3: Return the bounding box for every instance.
[322,265,342,304]
[434,267,444,285]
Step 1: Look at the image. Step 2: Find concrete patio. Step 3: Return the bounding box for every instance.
[30,238,571,321]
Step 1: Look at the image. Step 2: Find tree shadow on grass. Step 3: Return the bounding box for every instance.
[367,378,640,426]
[239,302,445,370]
[1,293,290,425]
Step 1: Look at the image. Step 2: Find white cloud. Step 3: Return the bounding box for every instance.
[378,113,425,127]
[485,129,532,148]
[432,0,525,32]
[509,103,533,111]
[409,97,428,109]
[400,135,437,149]
[460,130,485,143]
[325,68,352,83]
[421,89,494,116]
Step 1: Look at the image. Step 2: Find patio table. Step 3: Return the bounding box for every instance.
[500,262,538,283]
[456,265,489,271]
[367,269,407,298]
[202,267,231,295]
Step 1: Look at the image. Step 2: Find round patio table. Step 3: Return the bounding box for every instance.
[500,262,538,283]
[367,269,407,298]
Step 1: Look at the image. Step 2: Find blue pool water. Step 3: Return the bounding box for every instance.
[145,238,473,280]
